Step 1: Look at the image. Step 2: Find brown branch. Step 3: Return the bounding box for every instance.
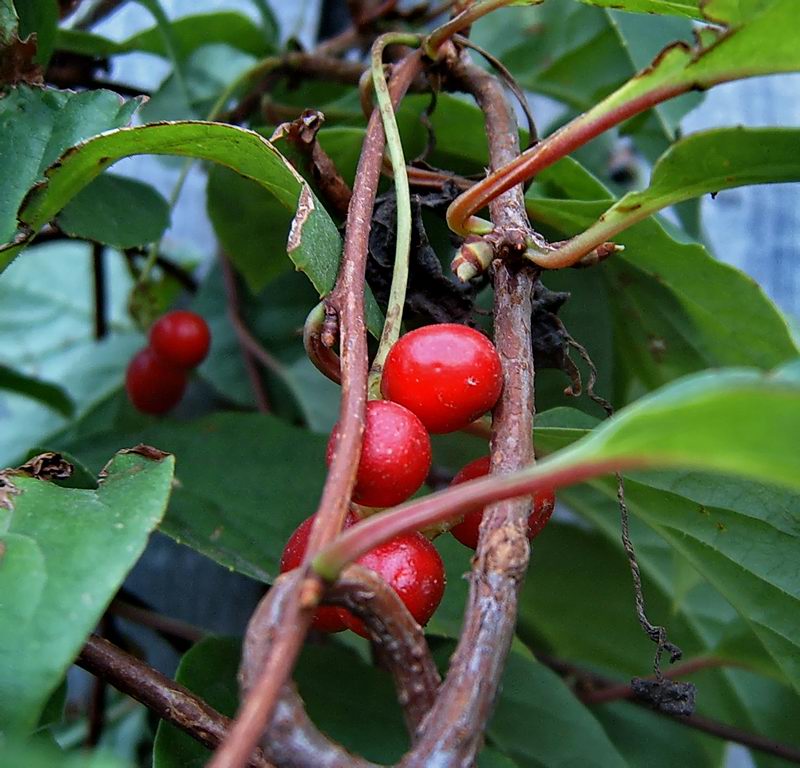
[327,564,441,735]
[220,252,275,413]
[91,242,107,340]
[108,597,206,647]
[579,656,732,705]
[399,53,537,767]
[75,635,273,768]
[208,51,426,768]
[541,656,800,764]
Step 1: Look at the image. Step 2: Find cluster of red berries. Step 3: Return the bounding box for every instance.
[281,323,554,636]
[126,310,211,415]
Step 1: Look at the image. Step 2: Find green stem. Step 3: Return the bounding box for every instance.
[367,33,421,393]
[312,454,651,580]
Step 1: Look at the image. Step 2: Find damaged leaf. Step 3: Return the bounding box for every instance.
[0,448,174,734]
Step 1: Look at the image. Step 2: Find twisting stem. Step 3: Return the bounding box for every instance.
[368,32,421,387]
[327,564,441,735]
[209,51,426,768]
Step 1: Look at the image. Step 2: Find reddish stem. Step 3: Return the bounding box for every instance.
[446,82,687,236]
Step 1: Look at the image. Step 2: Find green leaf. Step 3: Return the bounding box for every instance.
[526,195,797,393]
[0,86,141,245]
[517,370,800,691]
[486,645,628,768]
[543,128,800,264]
[153,637,240,768]
[58,413,329,583]
[472,3,700,162]
[578,0,702,18]
[516,515,787,759]
[569,0,800,160]
[0,739,132,768]
[593,704,717,767]
[0,0,17,40]
[1,121,347,323]
[206,166,292,293]
[56,173,170,249]
[154,638,409,766]
[0,241,140,467]
[55,12,272,60]
[0,448,175,734]
[544,369,800,489]
[0,364,73,416]
[15,0,58,64]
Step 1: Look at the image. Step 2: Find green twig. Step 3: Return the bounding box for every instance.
[367,33,421,392]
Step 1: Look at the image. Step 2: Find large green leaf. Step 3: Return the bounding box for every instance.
[57,413,329,583]
[487,644,629,767]
[0,241,140,467]
[56,173,170,249]
[0,448,175,734]
[578,0,702,17]
[0,739,132,768]
[553,484,800,763]
[0,121,359,328]
[15,0,58,64]
[153,637,241,768]
[525,374,800,695]
[539,369,800,488]
[542,128,800,265]
[0,86,140,244]
[0,364,73,416]
[475,3,699,133]
[154,637,409,766]
[55,12,272,60]
[565,0,800,158]
[525,194,797,394]
[206,166,293,293]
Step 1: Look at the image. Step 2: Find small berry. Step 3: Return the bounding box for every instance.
[344,532,446,638]
[280,510,360,633]
[327,400,431,508]
[449,456,555,550]
[149,310,211,369]
[125,347,188,415]
[381,324,503,434]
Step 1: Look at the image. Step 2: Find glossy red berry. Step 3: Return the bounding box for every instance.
[344,532,446,638]
[327,400,431,508]
[449,456,555,550]
[381,324,503,434]
[149,310,211,369]
[280,510,360,633]
[125,347,188,415]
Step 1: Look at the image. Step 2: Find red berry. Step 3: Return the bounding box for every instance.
[280,510,360,633]
[381,324,503,434]
[344,532,446,638]
[327,400,431,508]
[149,310,211,369]
[449,456,555,550]
[125,347,188,415]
